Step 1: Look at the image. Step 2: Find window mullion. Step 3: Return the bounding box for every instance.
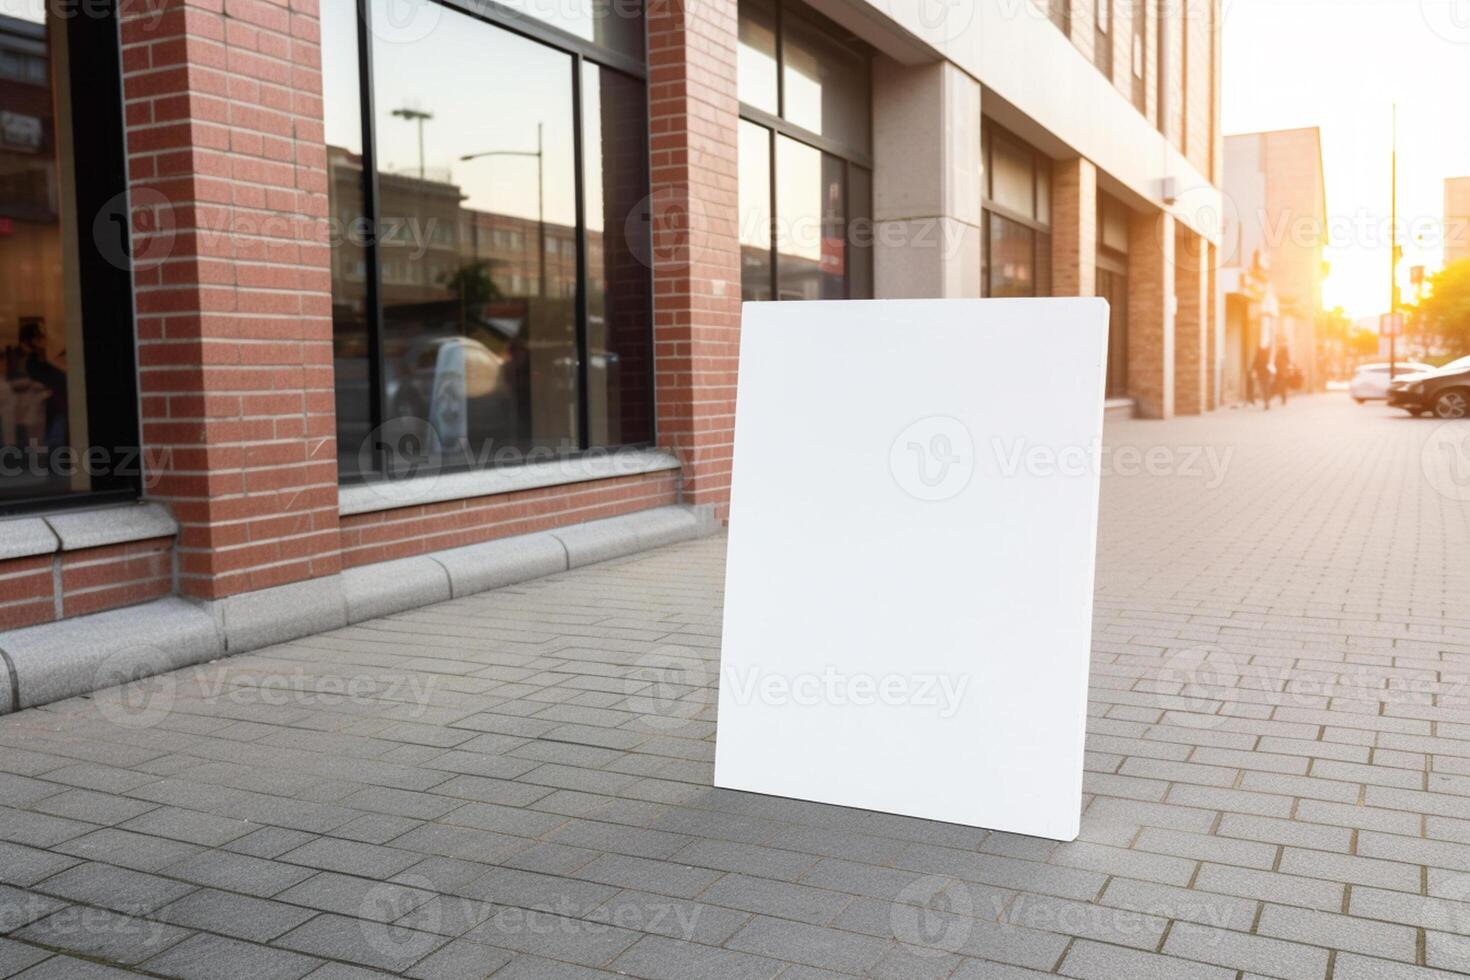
[356,0,388,475]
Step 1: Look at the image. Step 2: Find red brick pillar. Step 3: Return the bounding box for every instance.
[1127,209,1175,419]
[646,0,742,519]
[1051,157,1097,297]
[1174,225,1208,415]
[1206,242,1219,410]
[120,0,341,599]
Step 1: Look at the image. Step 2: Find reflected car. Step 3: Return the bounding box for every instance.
[1387,356,1470,419]
[388,336,510,449]
[1347,361,1434,402]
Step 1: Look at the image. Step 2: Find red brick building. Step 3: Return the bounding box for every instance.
[0,0,1222,710]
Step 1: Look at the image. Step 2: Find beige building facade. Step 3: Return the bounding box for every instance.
[741,0,1226,418]
[1447,177,1470,267]
[1219,127,1328,402]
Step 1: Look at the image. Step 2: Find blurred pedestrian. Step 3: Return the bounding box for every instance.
[1273,343,1292,407]
[1250,345,1275,410]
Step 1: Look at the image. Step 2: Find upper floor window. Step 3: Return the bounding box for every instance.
[737,0,874,302]
[1131,0,1146,111]
[322,0,652,482]
[982,126,1053,298]
[1094,0,1113,79]
[1,0,138,512]
[1044,0,1069,34]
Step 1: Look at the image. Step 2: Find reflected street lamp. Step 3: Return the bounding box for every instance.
[391,107,434,180]
[460,122,545,297]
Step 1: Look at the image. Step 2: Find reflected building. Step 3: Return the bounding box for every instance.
[1220,127,1328,403]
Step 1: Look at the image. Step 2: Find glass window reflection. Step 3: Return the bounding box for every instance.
[775,136,845,300]
[372,0,579,467]
[739,120,773,301]
[987,213,1037,298]
[780,8,869,151]
[1,5,82,502]
[321,0,372,477]
[737,0,778,116]
[582,63,652,449]
[489,0,643,59]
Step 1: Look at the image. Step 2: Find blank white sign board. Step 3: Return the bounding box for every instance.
[714,298,1109,841]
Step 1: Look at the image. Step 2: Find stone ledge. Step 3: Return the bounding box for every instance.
[46,502,178,551]
[342,555,451,624]
[0,504,719,715]
[0,502,177,562]
[431,531,567,599]
[0,518,59,561]
[0,597,223,711]
[337,449,682,517]
[198,575,349,654]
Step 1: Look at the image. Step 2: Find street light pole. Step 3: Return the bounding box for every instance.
[391,107,434,179]
[458,123,545,296]
[1389,103,1398,380]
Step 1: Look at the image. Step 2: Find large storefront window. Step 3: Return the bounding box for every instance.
[981,125,1052,298]
[1098,192,1130,398]
[324,0,652,481]
[1,1,137,512]
[737,0,873,302]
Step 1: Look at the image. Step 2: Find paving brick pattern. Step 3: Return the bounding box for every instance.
[1,397,1468,978]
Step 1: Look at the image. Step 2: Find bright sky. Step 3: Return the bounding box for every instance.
[1222,0,1470,319]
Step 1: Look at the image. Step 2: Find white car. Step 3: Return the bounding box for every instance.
[1348,361,1434,402]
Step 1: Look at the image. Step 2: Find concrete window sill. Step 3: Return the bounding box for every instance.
[337,448,682,516]
[0,502,178,560]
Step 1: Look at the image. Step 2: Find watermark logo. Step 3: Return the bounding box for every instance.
[1150,646,1244,730]
[1422,0,1470,44]
[357,416,445,507]
[890,416,975,502]
[900,0,977,44]
[370,0,442,44]
[890,876,973,955]
[359,877,441,962]
[627,186,712,273]
[93,187,175,273]
[1421,421,1470,501]
[92,645,176,729]
[625,646,711,732]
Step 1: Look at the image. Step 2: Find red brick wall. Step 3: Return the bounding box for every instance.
[0,538,174,631]
[0,556,55,631]
[0,0,721,637]
[646,0,742,519]
[119,0,341,601]
[338,471,678,568]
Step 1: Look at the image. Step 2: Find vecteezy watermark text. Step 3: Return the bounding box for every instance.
[991,437,1235,488]
[721,666,971,719]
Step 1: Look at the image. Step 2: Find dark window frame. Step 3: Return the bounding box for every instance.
[0,0,142,516]
[341,0,654,485]
[980,121,1052,299]
[737,0,874,303]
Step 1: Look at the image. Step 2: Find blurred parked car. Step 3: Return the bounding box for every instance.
[1387,356,1470,419]
[1348,361,1434,402]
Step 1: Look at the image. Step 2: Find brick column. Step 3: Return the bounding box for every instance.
[1127,209,1175,419]
[1173,225,1208,415]
[121,0,340,598]
[1050,157,1096,297]
[871,58,981,298]
[646,0,742,518]
[1206,242,1219,410]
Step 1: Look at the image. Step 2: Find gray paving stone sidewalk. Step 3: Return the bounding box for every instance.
[1,395,1469,978]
